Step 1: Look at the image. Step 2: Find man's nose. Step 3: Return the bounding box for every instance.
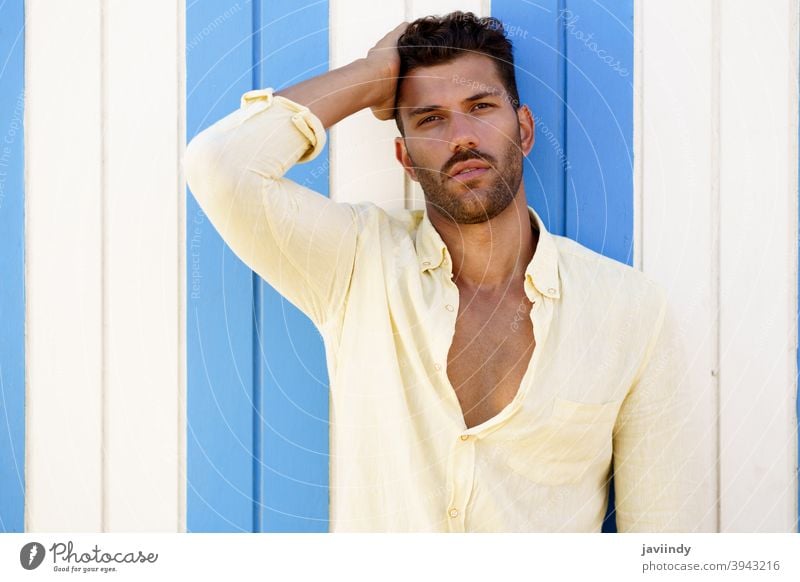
[447,112,480,153]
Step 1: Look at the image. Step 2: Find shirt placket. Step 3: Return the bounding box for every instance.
[429,257,465,427]
[430,247,556,532]
[445,431,476,532]
[439,279,555,532]
[428,259,472,531]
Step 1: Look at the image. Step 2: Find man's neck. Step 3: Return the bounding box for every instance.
[427,190,537,294]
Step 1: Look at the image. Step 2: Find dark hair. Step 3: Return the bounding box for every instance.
[394,11,520,134]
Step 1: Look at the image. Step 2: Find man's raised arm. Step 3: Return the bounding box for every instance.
[184,23,407,327]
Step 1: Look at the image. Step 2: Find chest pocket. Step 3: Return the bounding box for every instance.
[505,397,623,485]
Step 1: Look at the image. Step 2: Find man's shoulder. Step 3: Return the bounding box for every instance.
[552,234,667,306]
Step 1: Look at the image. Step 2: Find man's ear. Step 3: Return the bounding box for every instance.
[394,137,419,182]
[517,104,535,156]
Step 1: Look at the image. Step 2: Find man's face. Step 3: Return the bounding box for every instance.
[394,53,534,224]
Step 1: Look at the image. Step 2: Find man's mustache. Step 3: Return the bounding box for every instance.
[441,149,497,178]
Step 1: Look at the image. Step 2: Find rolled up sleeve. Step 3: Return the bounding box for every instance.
[185,88,358,327]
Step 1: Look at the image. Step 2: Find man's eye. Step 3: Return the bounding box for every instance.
[473,103,493,111]
[419,115,442,125]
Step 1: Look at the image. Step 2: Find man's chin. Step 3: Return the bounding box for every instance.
[420,180,518,223]
[437,200,511,225]
[458,190,517,222]
[452,213,495,225]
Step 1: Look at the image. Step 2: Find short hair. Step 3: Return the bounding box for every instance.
[394,11,521,135]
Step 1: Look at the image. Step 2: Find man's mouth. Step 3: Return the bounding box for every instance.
[450,167,489,181]
[448,160,491,181]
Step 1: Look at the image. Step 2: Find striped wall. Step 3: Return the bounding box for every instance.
[0,0,26,533]
[5,0,798,532]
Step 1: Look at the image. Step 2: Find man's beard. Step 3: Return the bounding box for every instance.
[410,139,523,225]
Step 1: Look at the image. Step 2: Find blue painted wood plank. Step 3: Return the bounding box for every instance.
[563,0,634,265]
[186,0,258,532]
[0,0,26,533]
[492,0,567,236]
[257,0,330,533]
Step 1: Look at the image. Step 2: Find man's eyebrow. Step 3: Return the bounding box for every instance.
[407,105,444,118]
[407,91,502,118]
[464,90,500,102]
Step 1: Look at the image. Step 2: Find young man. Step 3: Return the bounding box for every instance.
[185,12,696,532]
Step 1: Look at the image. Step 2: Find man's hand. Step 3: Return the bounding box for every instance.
[366,22,409,121]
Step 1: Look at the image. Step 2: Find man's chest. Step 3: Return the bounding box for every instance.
[446,289,537,428]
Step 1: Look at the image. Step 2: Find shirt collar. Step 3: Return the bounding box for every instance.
[415,205,561,300]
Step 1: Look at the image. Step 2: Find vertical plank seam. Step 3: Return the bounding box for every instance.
[99,0,108,533]
[177,0,188,534]
[632,0,642,271]
[327,0,335,528]
[792,0,800,534]
[22,0,30,533]
[251,0,263,534]
[559,0,568,235]
[711,0,722,533]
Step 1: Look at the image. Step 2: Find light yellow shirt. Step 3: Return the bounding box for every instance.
[185,87,697,533]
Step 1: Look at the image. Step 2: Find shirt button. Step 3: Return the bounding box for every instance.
[448,508,459,518]
[434,363,442,371]
[422,260,431,267]
[445,304,455,312]
[459,434,470,441]
[548,287,557,294]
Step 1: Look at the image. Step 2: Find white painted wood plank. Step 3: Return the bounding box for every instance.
[638,0,719,531]
[718,0,798,532]
[104,0,182,531]
[25,0,104,531]
[329,0,407,209]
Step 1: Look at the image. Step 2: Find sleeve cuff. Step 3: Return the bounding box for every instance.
[239,87,327,163]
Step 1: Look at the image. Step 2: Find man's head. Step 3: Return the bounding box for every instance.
[394,12,521,135]
[393,12,534,225]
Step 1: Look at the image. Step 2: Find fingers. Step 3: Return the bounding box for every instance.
[370,105,396,121]
[374,21,409,50]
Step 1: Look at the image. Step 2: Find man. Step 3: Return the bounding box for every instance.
[185,12,695,532]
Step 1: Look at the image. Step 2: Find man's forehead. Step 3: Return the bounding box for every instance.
[397,54,507,106]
